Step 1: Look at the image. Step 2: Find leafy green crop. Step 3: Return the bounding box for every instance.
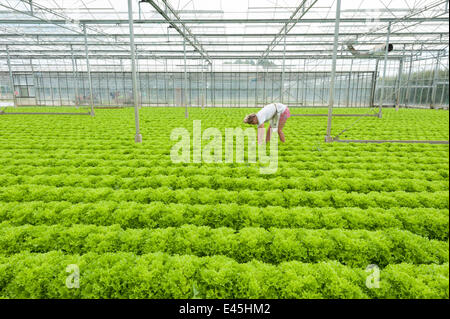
[0,252,447,299]
[0,107,448,299]
[0,202,447,239]
[0,224,447,267]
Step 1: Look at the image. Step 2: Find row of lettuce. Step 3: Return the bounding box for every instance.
[1,157,447,171]
[1,140,447,155]
[0,201,447,240]
[2,148,448,164]
[0,185,447,209]
[0,174,447,193]
[0,224,447,267]
[0,251,447,298]
[1,165,447,181]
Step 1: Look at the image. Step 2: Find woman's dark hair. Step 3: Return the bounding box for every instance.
[244,113,257,124]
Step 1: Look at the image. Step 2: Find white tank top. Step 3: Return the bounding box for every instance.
[256,103,287,128]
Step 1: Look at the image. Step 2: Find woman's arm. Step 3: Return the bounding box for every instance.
[266,125,272,142]
[257,123,265,145]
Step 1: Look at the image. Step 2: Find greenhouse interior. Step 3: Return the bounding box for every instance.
[0,0,448,110]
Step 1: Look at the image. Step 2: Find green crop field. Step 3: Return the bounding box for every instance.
[0,107,448,299]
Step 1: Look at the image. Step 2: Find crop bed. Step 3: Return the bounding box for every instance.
[0,107,448,298]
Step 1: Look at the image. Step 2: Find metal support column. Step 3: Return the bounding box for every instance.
[378,22,391,118]
[346,59,353,107]
[128,0,142,142]
[438,52,447,108]
[210,61,214,106]
[395,46,405,111]
[281,27,286,103]
[83,24,95,116]
[370,59,379,107]
[30,58,40,105]
[325,0,341,143]
[430,51,441,109]
[183,28,188,118]
[135,45,142,108]
[6,45,16,108]
[164,59,168,105]
[403,50,414,107]
[70,45,80,108]
[263,64,267,103]
[395,57,404,111]
[417,45,425,106]
[201,59,205,108]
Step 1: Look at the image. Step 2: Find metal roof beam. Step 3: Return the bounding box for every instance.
[0,32,445,38]
[0,17,447,24]
[2,41,448,47]
[261,0,318,59]
[348,0,448,43]
[1,54,409,60]
[0,0,153,56]
[142,0,211,64]
[4,49,444,54]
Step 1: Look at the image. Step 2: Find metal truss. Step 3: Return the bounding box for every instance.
[332,138,449,144]
[0,0,447,61]
[260,0,318,60]
[142,0,211,64]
